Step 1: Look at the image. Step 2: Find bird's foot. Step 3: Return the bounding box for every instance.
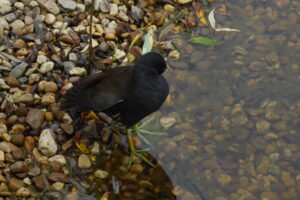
[127,132,155,169]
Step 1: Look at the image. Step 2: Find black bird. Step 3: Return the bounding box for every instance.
[63,52,169,165]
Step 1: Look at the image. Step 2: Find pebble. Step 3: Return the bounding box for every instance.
[110,3,118,16]
[48,172,70,183]
[94,0,110,12]
[38,129,58,156]
[44,0,60,15]
[78,154,92,168]
[69,67,87,76]
[52,182,64,191]
[60,123,73,134]
[48,155,67,166]
[16,187,30,197]
[6,76,20,87]
[217,174,232,186]
[260,191,279,200]
[10,19,25,35]
[41,93,56,104]
[94,169,109,179]
[28,74,39,85]
[68,53,78,62]
[39,61,54,74]
[14,2,24,10]
[9,62,28,78]
[26,108,45,130]
[5,13,16,23]
[256,120,270,133]
[58,0,77,10]
[8,177,24,191]
[168,50,180,59]
[0,78,9,89]
[45,13,56,25]
[14,93,34,104]
[160,117,176,128]
[76,3,85,12]
[176,0,192,4]
[63,61,76,73]
[11,134,24,146]
[113,49,126,59]
[38,81,58,93]
[10,161,28,173]
[164,4,175,13]
[0,150,4,162]
[0,0,12,15]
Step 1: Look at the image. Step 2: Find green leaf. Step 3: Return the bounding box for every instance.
[190,37,216,46]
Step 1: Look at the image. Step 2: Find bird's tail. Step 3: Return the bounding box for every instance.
[62,83,83,118]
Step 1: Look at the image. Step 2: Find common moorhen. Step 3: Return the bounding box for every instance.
[64,52,169,166]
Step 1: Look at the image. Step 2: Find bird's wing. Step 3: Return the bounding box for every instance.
[63,66,132,113]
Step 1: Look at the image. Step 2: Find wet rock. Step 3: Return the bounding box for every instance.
[217,173,232,186]
[44,0,60,14]
[58,0,77,10]
[260,191,279,200]
[160,117,176,128]
[48,172,70,183]
[8,177,24,191]
[26,108,45,130]
[9,62,28,78]
[78,154,92,168]
[48,155,66,167]
[94,169,109,179]
[168,50,180,59]
[16,187,30,197]
[38,129,58,156]
[256,120,270,133]
[10,161,28,173]
[40,61,54,74]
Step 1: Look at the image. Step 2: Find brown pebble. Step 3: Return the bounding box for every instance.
[5,77,19,87]
[6,115,18,125]
[12,149,24,160]
[45,112,54,121]
[8,177,24,191]
[32,176,46,191]
[11,124,25,134]
[130,164,144,174]
[11,134,24,146]
[24,136,35,151]
[26,108,45,130]
[48,172,70,183]
[10,161,28,173]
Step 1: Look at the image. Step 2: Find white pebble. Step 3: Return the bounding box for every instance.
[45,13,56,25]
[39,61,54,74]
[38,129,58,156]
[110,3,118,16]
[36,55,48,64]
[113,49,126,60]
[69,67,87,76]
[14,2,24,10]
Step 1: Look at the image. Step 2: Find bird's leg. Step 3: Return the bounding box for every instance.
[126,127,155,169]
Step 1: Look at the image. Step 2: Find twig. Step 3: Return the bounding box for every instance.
[88,0,95,74]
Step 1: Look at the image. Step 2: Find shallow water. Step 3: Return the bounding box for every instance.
[151,0,300,199]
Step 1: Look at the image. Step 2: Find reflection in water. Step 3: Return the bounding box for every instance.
[150,0,300,199]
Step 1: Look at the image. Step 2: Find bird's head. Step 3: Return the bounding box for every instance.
[135,52,167,75]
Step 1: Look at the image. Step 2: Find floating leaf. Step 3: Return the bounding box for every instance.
[193,1,208,25]
[142,29,154,55]
[129,33,142,51]
[215,27,240,32]
[208,8,216,29]
[75,140,90,153]
[191,37,216,46]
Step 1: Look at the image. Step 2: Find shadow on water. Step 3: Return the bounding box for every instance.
[147,0,300,199]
